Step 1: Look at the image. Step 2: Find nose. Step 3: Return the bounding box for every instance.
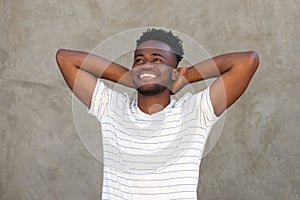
[133,61,155,71]
[141,60,155,69]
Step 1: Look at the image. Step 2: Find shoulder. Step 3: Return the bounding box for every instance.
[176,87,221,125]
[174,88,209,106]
[88,78,131,117]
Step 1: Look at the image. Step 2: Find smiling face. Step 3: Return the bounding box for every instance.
[132,40,178,96]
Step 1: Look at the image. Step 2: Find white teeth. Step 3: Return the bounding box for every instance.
[140,73,157,78]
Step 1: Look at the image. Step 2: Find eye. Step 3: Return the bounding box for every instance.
[135,58,144,64]
[153,57,162,63]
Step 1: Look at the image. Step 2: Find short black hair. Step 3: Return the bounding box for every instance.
[136,28,184,63]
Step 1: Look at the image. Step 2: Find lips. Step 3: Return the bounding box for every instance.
[138,71,159,79]
[139,73,157,78]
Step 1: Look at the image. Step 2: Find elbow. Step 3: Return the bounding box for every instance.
[247,51,260,71]
[56,49,69,67]
[56,49,66,61]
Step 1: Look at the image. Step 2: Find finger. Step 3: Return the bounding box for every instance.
[177,67,188,75]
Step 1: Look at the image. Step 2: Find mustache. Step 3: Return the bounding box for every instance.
[136,69,160,77]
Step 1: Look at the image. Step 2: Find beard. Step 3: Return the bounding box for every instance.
[132,73,173,96]
[136,83,168,96]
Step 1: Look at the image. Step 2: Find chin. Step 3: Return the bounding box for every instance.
[137,84,168,96]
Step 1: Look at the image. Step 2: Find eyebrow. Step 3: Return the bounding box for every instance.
[134,53,144,58]
[152,53,166,58]
[134,53,166,59]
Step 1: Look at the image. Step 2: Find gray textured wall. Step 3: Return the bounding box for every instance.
[1,0,299,199]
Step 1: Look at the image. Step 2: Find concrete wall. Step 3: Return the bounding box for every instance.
[0,0,299,199]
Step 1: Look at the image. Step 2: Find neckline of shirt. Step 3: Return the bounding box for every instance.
[135,98,176,118]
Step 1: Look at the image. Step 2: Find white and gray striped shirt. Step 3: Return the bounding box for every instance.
[88,79,220,200]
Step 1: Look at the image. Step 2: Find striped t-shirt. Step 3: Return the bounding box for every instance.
[88,79,220,200]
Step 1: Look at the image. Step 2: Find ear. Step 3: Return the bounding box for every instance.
[173,67,188,79]
[172,69,179,81]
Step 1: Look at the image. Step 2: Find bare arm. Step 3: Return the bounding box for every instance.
[56,49,133,108]
[173,51,259,116]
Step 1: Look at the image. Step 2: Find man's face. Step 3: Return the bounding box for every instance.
[132,40,178,96]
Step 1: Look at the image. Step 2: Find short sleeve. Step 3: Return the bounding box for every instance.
[87,78,110,120]
[195,86,222,127]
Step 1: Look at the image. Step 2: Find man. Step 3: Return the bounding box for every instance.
[56,28,259,199]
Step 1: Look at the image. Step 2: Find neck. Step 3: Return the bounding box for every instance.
[137,89,171,115]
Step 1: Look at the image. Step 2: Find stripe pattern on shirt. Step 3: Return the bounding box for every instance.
[88,79,220,200]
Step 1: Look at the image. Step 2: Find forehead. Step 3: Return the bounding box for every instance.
[135,40,174,57]
[137,40,171,51]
